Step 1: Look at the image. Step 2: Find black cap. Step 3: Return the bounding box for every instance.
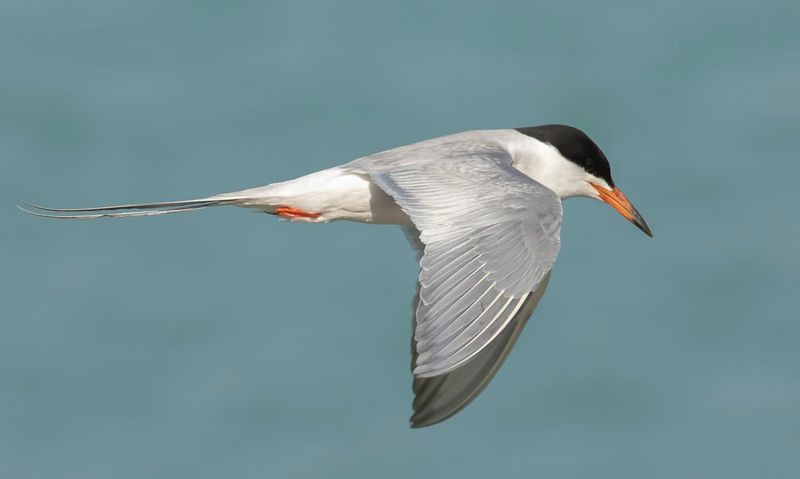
[515,124,614,187]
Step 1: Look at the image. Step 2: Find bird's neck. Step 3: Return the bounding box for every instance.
[509,136,595,200]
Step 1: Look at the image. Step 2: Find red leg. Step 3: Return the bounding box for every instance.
[275,206,322,219]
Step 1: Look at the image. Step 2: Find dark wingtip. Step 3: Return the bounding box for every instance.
[409,413,442,429]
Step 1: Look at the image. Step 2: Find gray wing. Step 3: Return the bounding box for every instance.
[367,148,562,426]
[410,272,551,427]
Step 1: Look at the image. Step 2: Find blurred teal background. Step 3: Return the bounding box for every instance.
[2,1,799,477]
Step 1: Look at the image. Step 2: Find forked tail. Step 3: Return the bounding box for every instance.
[19,167,356,221]
[17,194,253,220]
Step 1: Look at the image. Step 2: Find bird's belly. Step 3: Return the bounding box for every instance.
[262,167,410,225]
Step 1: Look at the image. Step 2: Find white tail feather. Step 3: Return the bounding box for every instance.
[17,195,253,220]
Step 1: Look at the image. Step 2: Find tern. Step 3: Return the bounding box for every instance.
[20,124,652,428]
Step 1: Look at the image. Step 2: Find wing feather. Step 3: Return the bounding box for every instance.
[368,151,561,378]
[353,140,562,425]
[410,273,552,428]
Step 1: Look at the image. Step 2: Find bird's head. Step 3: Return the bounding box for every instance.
[515,124,653,237]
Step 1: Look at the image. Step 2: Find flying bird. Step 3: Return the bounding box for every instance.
[20,124,652,428]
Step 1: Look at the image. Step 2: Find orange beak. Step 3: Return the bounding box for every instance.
[590,183,653,237]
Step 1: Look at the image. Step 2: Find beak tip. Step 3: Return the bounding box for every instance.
[591,183,653,238]
[635,219,654,238]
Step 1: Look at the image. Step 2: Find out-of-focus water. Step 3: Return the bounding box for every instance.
[2,1,798,478]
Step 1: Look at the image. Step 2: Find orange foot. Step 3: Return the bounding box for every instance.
[275,206,322,220]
